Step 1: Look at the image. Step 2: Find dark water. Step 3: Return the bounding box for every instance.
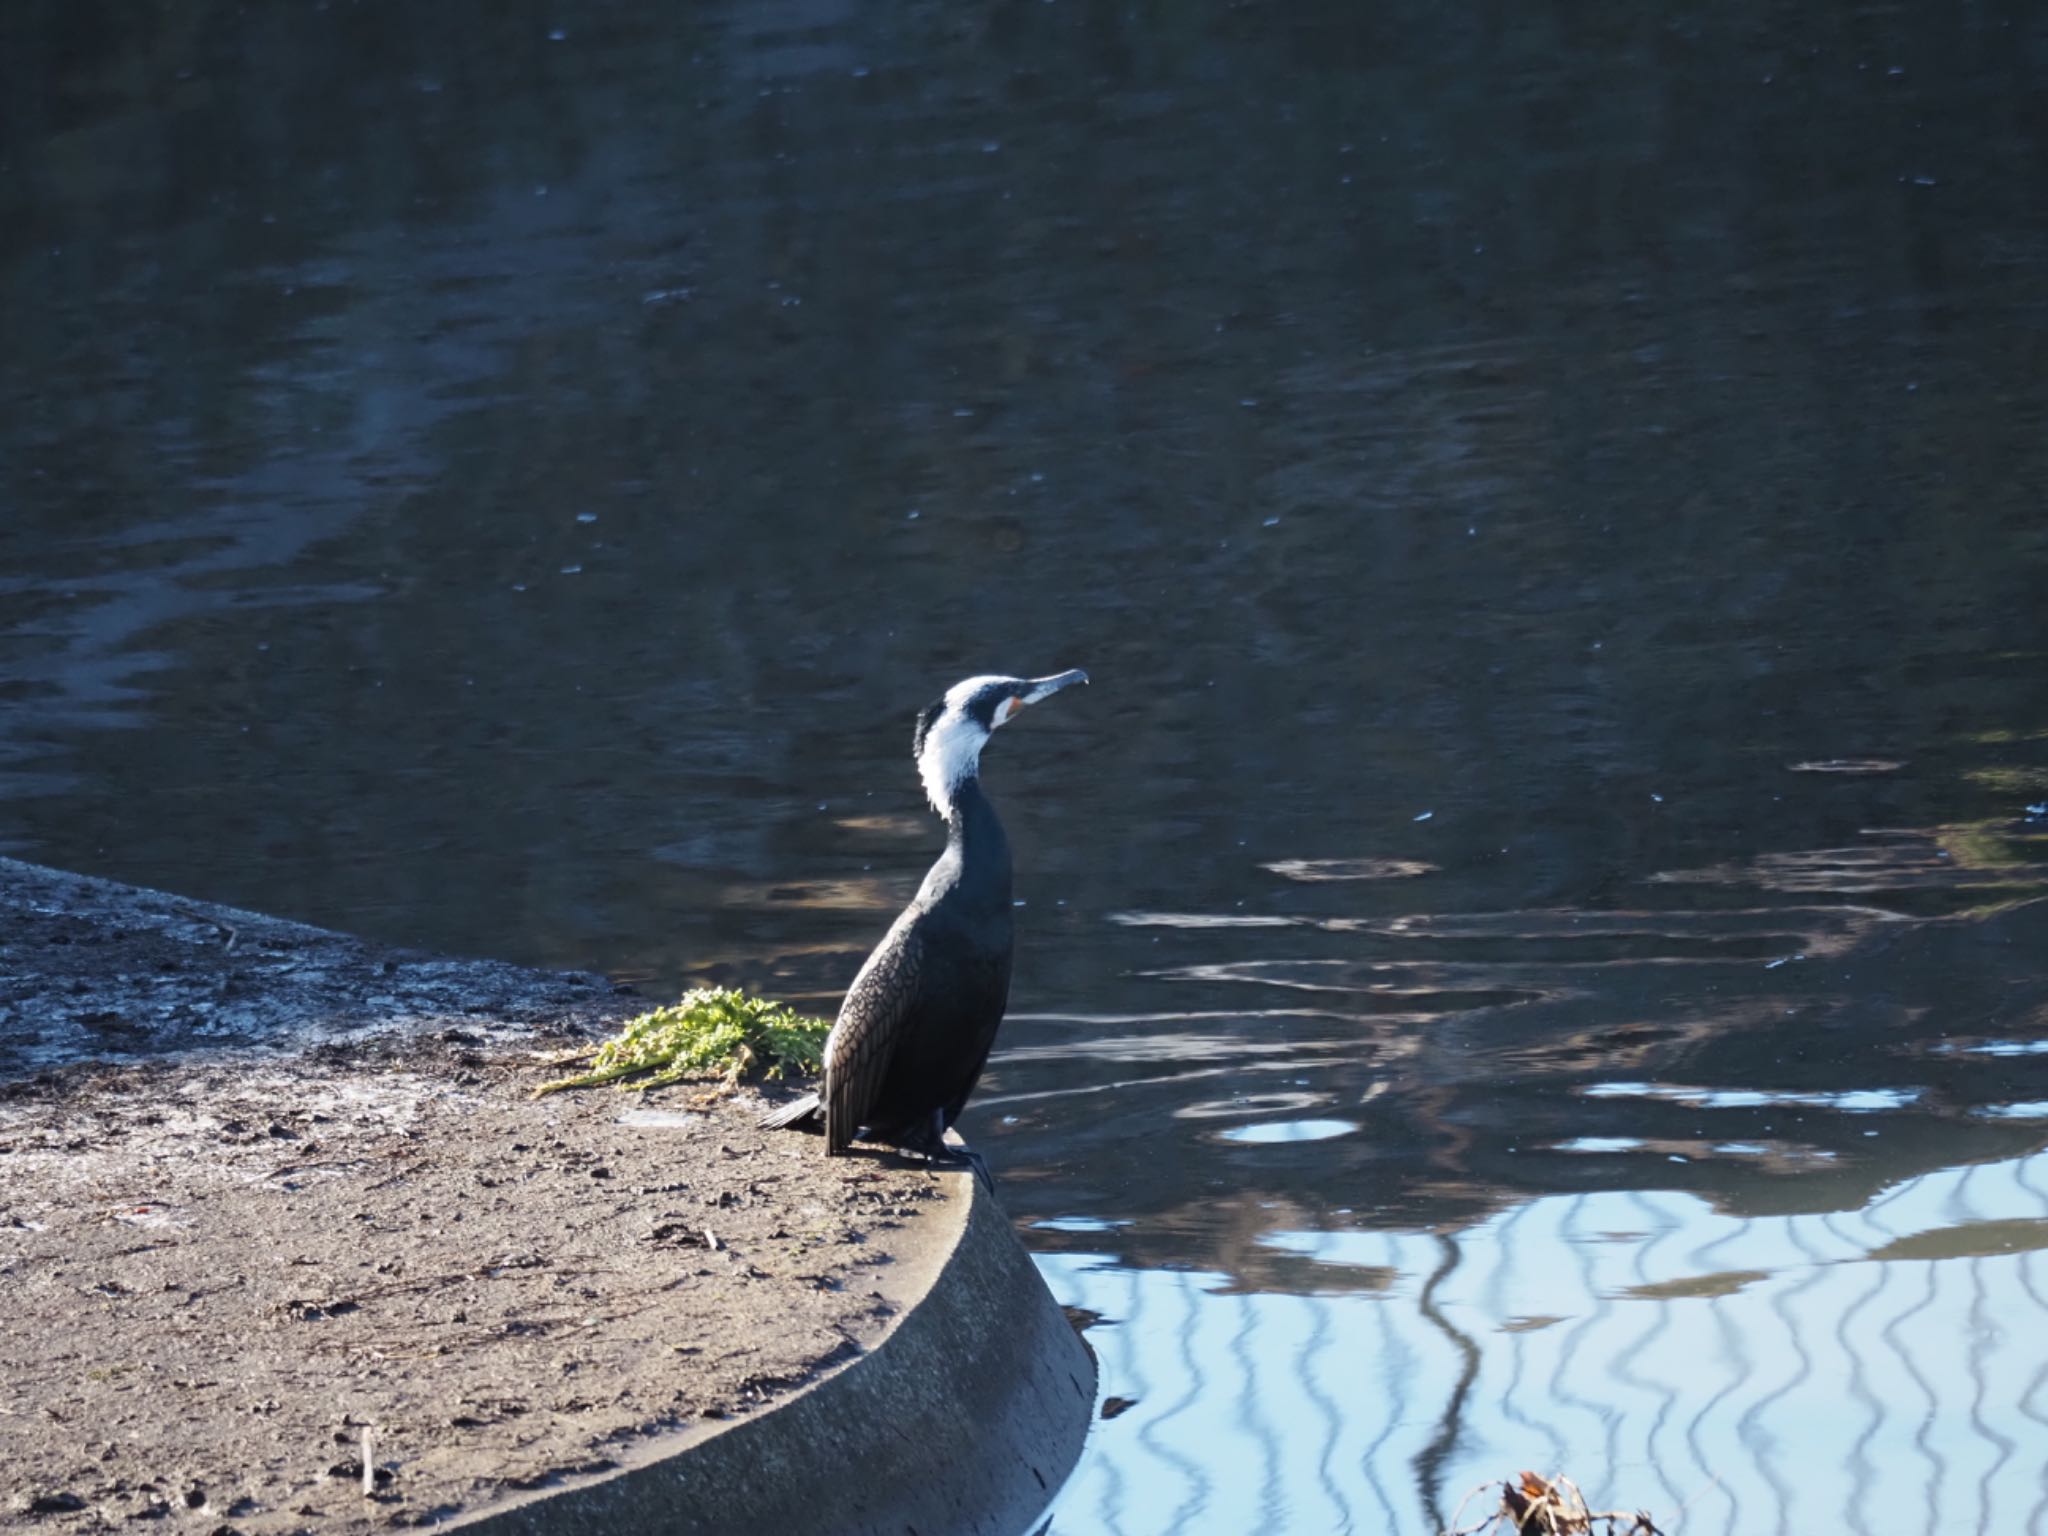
[6,3,2048,1530]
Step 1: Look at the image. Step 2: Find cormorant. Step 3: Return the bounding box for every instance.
[759,669,1089,1185]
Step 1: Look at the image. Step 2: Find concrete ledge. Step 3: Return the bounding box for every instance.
[455,1171,1096,1536]
[2,858,1094,1534]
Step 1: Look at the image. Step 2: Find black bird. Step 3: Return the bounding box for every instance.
[760,669,1088,1184]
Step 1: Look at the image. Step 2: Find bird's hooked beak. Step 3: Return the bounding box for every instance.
[1000,668,1089,723]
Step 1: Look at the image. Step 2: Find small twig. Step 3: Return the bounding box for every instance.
[1445,1481,1499,1535]
[180,905,239,952]
[362,1161,428,1191]
[532,1045,600,1067]
[262,1161,362,1182]
[360,1427,374,1497]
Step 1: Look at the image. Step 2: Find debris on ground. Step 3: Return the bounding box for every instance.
[1,1045,951,1533]
[1445,1471,1662,1536]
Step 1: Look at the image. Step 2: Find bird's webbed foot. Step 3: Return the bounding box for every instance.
[899,1112,996,1193]
[936,1142,996,1195]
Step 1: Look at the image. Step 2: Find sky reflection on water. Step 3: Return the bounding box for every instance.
[1039,1148,2048,1536]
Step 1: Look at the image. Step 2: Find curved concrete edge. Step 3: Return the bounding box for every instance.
[452,1173,1097,1536]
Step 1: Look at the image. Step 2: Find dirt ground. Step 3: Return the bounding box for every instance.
[0,861,962,1533]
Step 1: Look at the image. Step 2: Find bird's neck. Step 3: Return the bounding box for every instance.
[937,775,1012,910]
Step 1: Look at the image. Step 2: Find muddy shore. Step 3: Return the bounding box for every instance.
[0,860,981,1532]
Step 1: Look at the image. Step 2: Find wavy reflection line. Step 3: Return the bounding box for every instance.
[1879,1260,1948,1536]
[1592,1241,1624,1524]
[1735,1223,1827,1536]
[1411,1232,1481,1530]
[1779,1217,1856,1536]
[1612,1192,1685,1522]
[1684,1212,1755,1536]
[1007,1009,1362,1027]
[974,1055,1356,1110]
[1294,1288,1351,1534]
[2013,1157,2048,1460]
[1322,904,1893,935]
[1228,1286,1286,1532]
[1132,1271,1214,1536]
[1095,1263,1139,1536]
[1945,1162,1986,1228]
[2023,1252,2048,1536]
[1488,1204,1570,1474]
[2017,1264,2048,1532]
[1136,957,1565,1004]
[1860,1169,1924,1234]
[1661,1201,1740,1527]
[2011,1153,2048,1213]
[1820,1211,1888,1536]
[1545,1197,1622,1500]
[1969,1257,2017,1536]
[1000,1029,1361,1068]
[1996,1152,2044,1211]
[1359,1283,1410,1535]
[1649,835,2048,896]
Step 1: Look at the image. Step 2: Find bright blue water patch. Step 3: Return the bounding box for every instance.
[1218,1118,1359,1145]
[1583,1082,1921,1112]
[1030,1215,1134,1234]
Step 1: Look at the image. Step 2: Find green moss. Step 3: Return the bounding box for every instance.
[1937,818,2048,871]
[1963,765,2048,794]
[533,988,831,1096]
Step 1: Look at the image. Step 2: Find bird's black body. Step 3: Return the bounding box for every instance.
[830,776,1013,1154]
[760,669,1085,1182]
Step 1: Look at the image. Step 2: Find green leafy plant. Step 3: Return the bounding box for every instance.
[533,988,831,1096]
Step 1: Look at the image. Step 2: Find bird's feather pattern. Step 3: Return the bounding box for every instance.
[824,910,925,1154]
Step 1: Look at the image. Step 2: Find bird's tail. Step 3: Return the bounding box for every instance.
[757,1092,824,1133]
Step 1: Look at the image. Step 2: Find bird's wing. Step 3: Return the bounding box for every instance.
[825,913,925,1154]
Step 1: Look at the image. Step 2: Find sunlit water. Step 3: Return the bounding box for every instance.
[1015,880,2048,1533]
[1042,1151,2048,1536]
[4,4,2048,1532]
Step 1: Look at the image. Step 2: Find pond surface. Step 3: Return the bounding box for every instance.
[6,3,2048,1531]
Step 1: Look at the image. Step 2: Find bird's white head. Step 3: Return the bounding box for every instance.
[912,669,1089,818]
